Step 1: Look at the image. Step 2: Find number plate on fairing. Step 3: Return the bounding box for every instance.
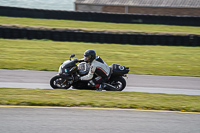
[77,62,90,76]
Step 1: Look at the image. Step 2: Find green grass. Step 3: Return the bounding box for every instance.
[0,88,200,112]
[1,16,200,35]
[0,38,200,76]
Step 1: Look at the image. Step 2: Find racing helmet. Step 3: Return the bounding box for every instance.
[84,49,96,63]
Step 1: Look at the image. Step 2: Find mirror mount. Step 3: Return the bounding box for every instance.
[69,54,75,60]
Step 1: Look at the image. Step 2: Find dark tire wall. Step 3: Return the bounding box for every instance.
[0,26,199,46]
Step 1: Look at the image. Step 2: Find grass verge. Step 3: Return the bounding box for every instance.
[0,39,200,76]
[1,16,200,35]
[0,88,200,112]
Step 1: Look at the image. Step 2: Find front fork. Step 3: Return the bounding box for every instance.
[57,74,74,85]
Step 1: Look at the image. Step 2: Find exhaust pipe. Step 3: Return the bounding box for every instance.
[103,83,116,91]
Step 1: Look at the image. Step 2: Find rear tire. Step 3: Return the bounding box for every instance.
[108,76,126,91]
[50,76,71,89]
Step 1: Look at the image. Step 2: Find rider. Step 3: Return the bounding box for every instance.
[76,49,111,91]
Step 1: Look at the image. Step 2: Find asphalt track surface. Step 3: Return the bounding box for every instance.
[0,69,200,95]
[0,106,200,133]
[1,70,200,133]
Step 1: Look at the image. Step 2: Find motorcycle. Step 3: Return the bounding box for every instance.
[50,54,129,91]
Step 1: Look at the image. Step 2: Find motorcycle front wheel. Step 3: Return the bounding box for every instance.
[50,76,71,89]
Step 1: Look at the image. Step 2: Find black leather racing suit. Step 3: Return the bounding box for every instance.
[80,56,111,88]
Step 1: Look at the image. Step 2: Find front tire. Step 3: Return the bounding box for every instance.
[108,76,126,91]
[50,76,71,89]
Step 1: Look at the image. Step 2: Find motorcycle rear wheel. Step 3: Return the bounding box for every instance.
[50,76,71,89]
[108,76,126,91]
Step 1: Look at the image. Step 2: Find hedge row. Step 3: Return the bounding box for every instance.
[0,6,200,26]
[0,26,199,46]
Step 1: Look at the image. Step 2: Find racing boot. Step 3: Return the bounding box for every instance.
[95,84,106,91]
